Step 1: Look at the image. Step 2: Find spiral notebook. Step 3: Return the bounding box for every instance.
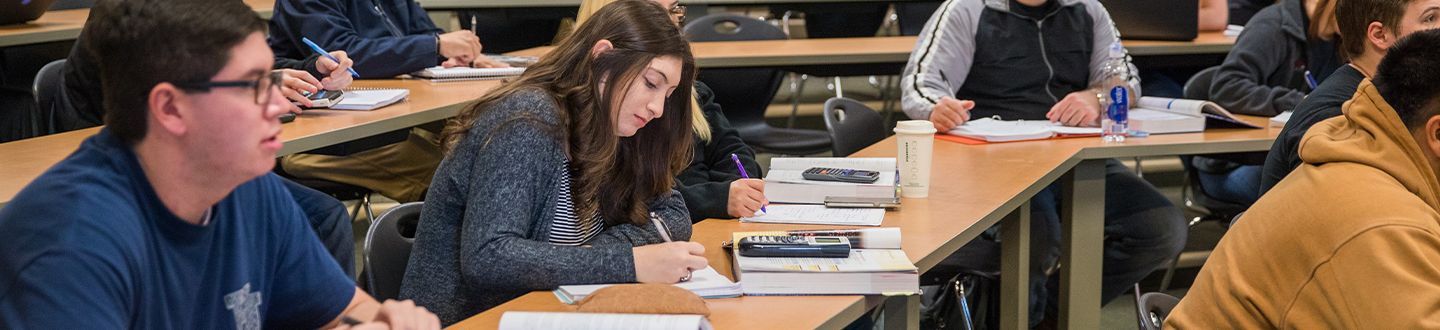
[410,66,525,82]
[326,88,409,111]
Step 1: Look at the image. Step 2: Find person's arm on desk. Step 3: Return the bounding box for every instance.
[899,1,979,132]
[271,0,441,78]
[325,288,439,330]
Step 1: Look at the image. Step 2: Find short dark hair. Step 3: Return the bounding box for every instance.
[1336,0,1412,59]
[1374,29,1440,130]
[83,0,267,145]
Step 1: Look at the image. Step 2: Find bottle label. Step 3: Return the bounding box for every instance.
[1107,86,1128,122]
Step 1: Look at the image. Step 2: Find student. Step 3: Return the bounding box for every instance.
[1168,29,1440,327]
[1210,0,1341,116]
[1259,0,1440,195]
[1229,0,1276,26]
[268,0,505,79]
[399,1,705,325]
[900,0,1186,325]
[0,0,438,327]
[1200,0,1231,32]
[575,0,768,221]
[1189,0,1340,210]
[54,1,362,276]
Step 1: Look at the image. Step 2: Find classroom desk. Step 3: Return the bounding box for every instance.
[0,78,499,207]
[508,33,1235,70]
[0,0,275,48]
[452,115,1278,329]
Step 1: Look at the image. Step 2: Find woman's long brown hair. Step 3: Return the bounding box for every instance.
[441,0,696,226]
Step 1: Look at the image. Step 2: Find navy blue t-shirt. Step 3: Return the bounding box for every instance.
[0,129,354,329]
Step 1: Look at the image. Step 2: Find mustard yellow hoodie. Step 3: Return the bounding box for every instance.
[1167,80,1440,328]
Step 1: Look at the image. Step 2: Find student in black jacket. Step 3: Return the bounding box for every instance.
[676,82,765,222]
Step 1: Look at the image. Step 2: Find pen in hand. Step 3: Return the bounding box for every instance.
[649,212,691,282]
[301,37,360,78]
[730,153,767,213]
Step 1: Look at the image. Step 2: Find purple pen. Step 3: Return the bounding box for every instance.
[730,153,767,213]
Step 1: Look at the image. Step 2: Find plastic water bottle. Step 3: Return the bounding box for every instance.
[1100,42,1132,142]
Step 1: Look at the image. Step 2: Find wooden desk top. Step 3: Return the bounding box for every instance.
[453,116,1278,329]
[0,78,497,207]
[509,32,1234,69]
[0,0,274,48]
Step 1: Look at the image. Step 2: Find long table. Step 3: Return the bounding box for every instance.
[509,33,1235,70]
[454,116,1279,329]
[0,0,275,48]
[0,78,499,207]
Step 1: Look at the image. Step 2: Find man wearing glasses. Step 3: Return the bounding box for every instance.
[0,0,438,328]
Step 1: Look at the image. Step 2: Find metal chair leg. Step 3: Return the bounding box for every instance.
[788,73,806,128]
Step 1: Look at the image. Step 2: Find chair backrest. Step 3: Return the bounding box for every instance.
[684,14,787,134]
[683,13,788,42]
[1133,285,1181,330]
[363,202,423,301]
[31,59,68,138]
[1182,66,1222,100]
[823,97,887,157]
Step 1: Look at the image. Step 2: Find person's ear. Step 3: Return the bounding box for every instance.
[590,39,614,60]
[1369,21,1397,51]
[1424,114,1440,158]
[148,83,189,137]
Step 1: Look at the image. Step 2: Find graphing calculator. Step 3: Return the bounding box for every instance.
[737,235,851,258]
[802,167,881,184]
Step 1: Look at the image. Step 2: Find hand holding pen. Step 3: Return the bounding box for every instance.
[729,154,769,217]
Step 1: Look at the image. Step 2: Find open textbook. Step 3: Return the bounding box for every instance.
[1129,97,1262,134]
[553,267,741,304]
[946,117,1101,143]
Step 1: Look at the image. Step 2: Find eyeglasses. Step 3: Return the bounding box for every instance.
[172,71,283,106]
[670,4,686,24]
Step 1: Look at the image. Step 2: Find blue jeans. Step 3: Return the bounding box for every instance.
[944,159,1187,327]
[1195,164,1262,205]
[280,177,356,278]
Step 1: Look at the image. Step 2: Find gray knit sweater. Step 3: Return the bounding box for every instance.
[397,88,693,325]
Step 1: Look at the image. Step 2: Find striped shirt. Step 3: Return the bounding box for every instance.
[548,162,604,246]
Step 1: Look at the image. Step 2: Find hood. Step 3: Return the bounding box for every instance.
[1299,80,1440,210]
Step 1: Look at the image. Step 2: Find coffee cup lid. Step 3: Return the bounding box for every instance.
[894,120,937,134]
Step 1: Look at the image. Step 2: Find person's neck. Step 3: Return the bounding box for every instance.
[1015,0,1048,7]
[133,137,237,225]
[1350,52,1382,78]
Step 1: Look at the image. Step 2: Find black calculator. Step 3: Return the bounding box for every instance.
[802,167,881,183]
[738,235,851,258]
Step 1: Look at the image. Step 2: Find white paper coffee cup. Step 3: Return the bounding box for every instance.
[894,120,937,198]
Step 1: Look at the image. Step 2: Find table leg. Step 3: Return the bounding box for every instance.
[1000,201,1031,329]
[1060,159,1105,329]
[881,294,919,330]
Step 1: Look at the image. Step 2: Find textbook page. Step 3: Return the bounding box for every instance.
[741,205,885,226]
[498,312,712,330]
[554,267,741,303]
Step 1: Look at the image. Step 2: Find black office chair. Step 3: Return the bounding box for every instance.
[772,4,904,125]
[30,59,68,138]
[362,202,423,301]
[1133,284,1181,330]
[822,97,887,157]
[684,14,831,155]
[895,1,946,36]
[1179,66,1251,221]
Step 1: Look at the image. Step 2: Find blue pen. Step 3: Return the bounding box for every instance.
[1304,70,1318,90]
[301,37,359,78]
[730,153,767,213]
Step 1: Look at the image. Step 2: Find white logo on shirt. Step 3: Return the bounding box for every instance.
[224,283,263,330]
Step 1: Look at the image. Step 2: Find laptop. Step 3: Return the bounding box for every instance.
[1103,0,1198,41]
[1,0,60,26]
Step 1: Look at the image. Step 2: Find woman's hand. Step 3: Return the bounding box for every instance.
[633,241,707,283]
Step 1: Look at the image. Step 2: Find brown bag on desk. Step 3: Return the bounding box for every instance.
[575,284,711,316]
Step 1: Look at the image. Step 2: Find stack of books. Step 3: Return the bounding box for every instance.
[730,228,920,296]
[763,157,897,204]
